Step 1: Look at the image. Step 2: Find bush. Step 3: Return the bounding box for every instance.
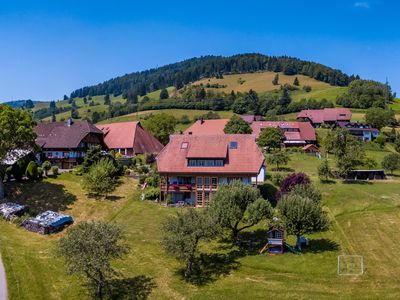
[276,172,311,200]
[72,165,84,176]
[303,85,312,92]
[42,161,52,176]
[271,173,285,186]
[143,187,160,200]
[25,161,38,180]
[37,167,44,178]
[51,166,59,176]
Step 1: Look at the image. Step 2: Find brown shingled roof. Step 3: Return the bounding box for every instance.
[156,134,264,174]
[35,120,103,149]
[97,121,164,154]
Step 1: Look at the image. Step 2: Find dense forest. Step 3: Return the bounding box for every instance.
[70,54,357,98]
[336,79,395,108]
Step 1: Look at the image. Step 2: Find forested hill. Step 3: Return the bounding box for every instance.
[70,54,357,98]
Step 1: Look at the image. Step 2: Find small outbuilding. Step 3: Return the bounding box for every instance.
[0,203,26,220]
[345,170,386,181]
[22,211,73,234]
[303,144,320,155]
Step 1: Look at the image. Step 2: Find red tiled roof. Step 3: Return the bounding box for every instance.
[97,121,164,154]
[297,108,352,123]
[35,120,103,149]
[184,119,229,135]
[250,121,316,142]
[156,134,264,174]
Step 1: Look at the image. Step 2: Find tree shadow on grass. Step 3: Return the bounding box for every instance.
[4,179,77,215]
[319,179,337,184]
[216,229,269,256]
[306,238,340,254]
[178,251,241,286]
[105,275,156,300]
[342,180,373,185]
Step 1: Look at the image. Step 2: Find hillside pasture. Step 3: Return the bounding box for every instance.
[193,72,333,94]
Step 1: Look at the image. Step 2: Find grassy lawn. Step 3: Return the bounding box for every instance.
[1,145,400,299]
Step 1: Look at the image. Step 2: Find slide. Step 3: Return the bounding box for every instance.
[283,242,301,255]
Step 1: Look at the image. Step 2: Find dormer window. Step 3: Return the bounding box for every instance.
[181,142,188,149]
[229,141,237,149]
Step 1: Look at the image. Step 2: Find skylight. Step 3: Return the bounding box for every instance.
[229,141,237,149]
[181,142,188,149]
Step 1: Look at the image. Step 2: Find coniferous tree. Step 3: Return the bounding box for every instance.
[159,88,169,100]
[272,73,280,85]
[104,94,111,105]
[293,77,300,86]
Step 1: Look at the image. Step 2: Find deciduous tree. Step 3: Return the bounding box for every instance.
[381,153,400,175]
[142,113,177,145]
[257,127,283,151]
[278,194,330,251]
[0,105,36,198]
[266,151,290,171]
[58,221,129,299]
[161,209,217,278]
[223,115,252,134]
[208,180,273,241]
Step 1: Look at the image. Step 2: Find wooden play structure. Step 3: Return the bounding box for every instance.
[260,227,285,254]
[260,226,301,255]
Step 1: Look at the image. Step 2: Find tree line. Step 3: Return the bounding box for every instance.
[70,54,356,98]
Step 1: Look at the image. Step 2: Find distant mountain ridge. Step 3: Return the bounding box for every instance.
[70,53,358,98]
[2,99,41,108]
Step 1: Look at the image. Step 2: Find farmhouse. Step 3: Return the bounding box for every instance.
[35,119,104,169]
[251,121,317,146]
[156,134,265,207]
[297,108,352,127]
[336,121,379,141]
[184,119,228,135]
[96,121,164,157]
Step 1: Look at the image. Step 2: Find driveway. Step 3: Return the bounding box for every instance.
[0,254,7,300]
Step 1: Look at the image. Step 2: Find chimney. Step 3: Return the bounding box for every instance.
[67,118,74,127]
[200,117,204,124]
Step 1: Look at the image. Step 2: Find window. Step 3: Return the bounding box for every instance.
[196,177,203,187]
[188,159,224,167]
[229,141,237,149]
[181,142,188,149]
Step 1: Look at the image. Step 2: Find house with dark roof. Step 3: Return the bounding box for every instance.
[251,121,316,146]
[336,121,379,141]
[96,121,164,157]
[297,108,352,127]
[156,134,265,207]
[35,119,104,169]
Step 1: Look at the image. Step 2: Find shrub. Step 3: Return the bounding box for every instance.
[143,187,160,200]
[25,161,38,180]
[276,172,311,200]
[37,167,44,178]
[42,161,52,176]
[271,173,285,186]
[303,85,312,92]
[72,165,84,176]
[51,166,59,176]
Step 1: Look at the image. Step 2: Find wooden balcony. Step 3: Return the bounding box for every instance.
[160,183,195,192]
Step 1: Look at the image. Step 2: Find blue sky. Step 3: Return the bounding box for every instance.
[0,0,399,101]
